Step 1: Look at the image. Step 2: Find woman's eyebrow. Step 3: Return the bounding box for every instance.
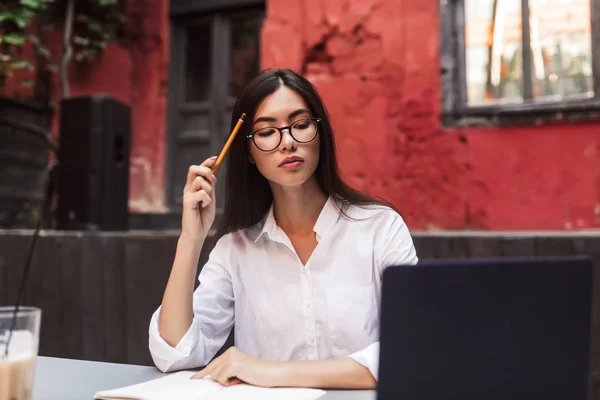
[253,108,311,125]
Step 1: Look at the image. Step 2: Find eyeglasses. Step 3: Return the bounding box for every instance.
[246,118,321,152]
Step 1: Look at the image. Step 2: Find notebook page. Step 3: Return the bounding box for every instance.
[94,371,326,400]
[94,371,223,400]
[203,384,326,400]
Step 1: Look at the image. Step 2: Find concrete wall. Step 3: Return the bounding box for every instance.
[262,0,600,231]
[3,0,600,230]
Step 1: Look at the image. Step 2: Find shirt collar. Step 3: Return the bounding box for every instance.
[253,195,341,243]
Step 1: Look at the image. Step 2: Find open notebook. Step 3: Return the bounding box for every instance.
[94,371,327,400]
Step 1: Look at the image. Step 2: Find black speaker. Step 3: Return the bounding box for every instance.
[57,95,130,230]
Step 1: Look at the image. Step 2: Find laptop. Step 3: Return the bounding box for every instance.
[377,256,593,400]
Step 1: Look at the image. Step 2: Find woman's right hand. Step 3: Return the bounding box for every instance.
[181,156,218,241]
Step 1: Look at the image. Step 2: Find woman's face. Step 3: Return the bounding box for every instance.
[248,86,320,188]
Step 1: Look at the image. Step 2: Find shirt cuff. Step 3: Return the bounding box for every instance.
[148,306,202,372]
[348,341,380,381]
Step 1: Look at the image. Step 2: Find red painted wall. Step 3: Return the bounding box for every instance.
[2,0,170,213]
[4,0,599,230]
[262,0,600,231]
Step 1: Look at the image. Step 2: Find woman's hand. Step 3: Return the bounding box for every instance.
[191,347,280,388]
[191,347,376,389]
[181,156,218,241]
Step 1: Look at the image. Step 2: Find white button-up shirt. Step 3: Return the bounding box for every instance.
[148,196,418,380]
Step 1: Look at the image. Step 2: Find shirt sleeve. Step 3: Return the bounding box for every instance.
[348,342,380,380]
[349,209,418,381]
[375,209,418,273]
[148,234,235,373]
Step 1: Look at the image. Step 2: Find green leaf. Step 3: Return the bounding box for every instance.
[19,0,42,8]
[37,46,51,59]
[8,9,34,28]
[19,0,55,9]
[75,49,97,62]
[87,21,104,34]
[76,14,91,23]
[12,60,34,71]
[20,8,37,21]
[27,35,40,46]
[1,34,26,45]
[97,0,118,5]
[0,12,28,28]
[73,36,91,46]
[45,64,58,72]
[21,79,34,88]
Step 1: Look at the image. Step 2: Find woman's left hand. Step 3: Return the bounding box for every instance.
[191,347,280,387]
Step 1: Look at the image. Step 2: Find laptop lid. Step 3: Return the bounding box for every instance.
[377,256,593,400]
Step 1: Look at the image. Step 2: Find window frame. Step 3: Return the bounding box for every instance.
[170,0,265,16]
[166,0,265,211]
[440,0,600,127]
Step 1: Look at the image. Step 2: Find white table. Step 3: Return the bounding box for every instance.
[32,356,376,400]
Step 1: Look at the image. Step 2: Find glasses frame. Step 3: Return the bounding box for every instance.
[246,117,322,152]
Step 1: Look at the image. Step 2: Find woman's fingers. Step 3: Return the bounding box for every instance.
[227,378,242,386]
[191,362,215,380]
[185,159,217,191]
[214,365,234,386]
[210,365,225,383]
[191,176,214,196]
[189,190,211,209]
[186,165,216,189]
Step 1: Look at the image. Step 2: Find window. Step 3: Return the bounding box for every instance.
[441,0,600,126]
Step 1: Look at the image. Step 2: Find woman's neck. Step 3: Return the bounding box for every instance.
[270,178,328,236]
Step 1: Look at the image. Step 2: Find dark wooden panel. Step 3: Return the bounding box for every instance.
[413,235,469,260]
[80,234,107,362]
[0,232,30,305]
[101,235,127,364]
[467,236,501,258]
[412,236,435,260]
[123,235,178,365]
[535,236,577,256]
[0,235,7,305]
[0,232,25,305]
[29,234,63,358]
[57,234,83,360]
[498,235,537,257]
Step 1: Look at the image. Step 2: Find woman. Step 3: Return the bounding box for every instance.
[148,68,418,389]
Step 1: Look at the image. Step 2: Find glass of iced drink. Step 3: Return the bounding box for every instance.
[0,307,41,400]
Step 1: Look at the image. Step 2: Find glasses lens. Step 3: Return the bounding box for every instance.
[253,127,280,151]
[291,119,318,142]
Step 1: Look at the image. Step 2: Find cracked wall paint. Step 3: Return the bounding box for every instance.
[7,0,600,229]
[264,0,600,230]
[264,0,468,230]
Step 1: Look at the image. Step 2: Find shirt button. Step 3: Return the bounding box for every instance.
[307,336,315,344]
[304,301,312,309]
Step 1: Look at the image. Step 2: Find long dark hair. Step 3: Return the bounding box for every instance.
[215,68,396,240]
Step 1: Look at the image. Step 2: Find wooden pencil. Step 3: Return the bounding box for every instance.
[212,113,246,174]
